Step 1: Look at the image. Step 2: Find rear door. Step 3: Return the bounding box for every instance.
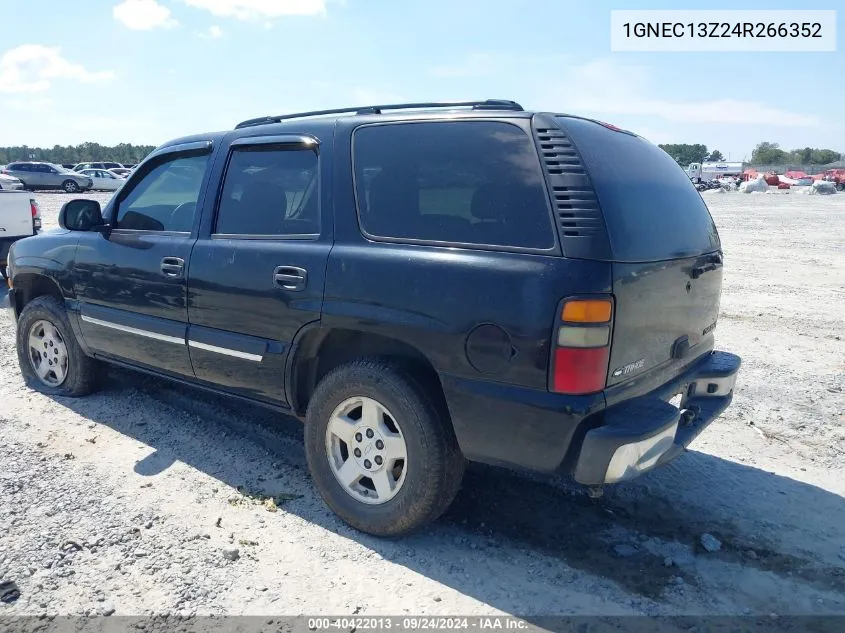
[74,141,214,378]
[186,133,330,405]
[547,116,723,390]
[26,165,46,188]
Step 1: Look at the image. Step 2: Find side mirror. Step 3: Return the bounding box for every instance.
[59,199,106,232]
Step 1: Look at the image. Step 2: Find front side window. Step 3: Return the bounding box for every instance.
[115,152,209,232]
[215,144,319,236]
[353,121,555,250]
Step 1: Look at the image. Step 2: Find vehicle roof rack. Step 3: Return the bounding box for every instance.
[235,99,524,129]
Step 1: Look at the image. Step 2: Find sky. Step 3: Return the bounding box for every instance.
[0,0,842,160]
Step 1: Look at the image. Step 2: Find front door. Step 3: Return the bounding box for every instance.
[73,141,214,378]
[187,134,330,405]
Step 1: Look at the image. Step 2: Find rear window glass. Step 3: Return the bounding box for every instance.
[557,117,720,262]
[353,121,555,250]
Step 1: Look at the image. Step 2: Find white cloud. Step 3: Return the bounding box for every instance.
[199,25,224,38]
[0,45,114,94]
[549,58,820,128]
[3,96,53,111]
[113,0,178,30]
[182,0,326,20]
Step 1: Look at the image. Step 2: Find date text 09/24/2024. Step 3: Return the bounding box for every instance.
[308,617,529,630]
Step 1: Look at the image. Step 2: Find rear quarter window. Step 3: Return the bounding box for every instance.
[557,116,720,262]
[353,121,555,250]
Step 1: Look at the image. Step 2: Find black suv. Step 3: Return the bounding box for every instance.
[6,100,740,536]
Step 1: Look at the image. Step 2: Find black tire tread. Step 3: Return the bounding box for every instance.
[305,358,464,536]
[16,295,100,397]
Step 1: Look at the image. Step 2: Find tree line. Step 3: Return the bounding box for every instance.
[658,142,842,166]
[0,143,156,166]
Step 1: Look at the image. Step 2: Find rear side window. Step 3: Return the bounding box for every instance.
[557,116,720,262]
[353,121,554,250]
[215,145,319,236]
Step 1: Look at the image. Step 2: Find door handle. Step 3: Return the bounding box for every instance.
[273,266,307,291]
[161,257,185,278]
[691,254,723,279]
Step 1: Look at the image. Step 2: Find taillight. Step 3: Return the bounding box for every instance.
[550,298,613,395]
[31,199,41,231]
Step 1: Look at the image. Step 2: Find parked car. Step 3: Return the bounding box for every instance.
[77,168,125,191]
[73,161,124,172]
[2,162,93,193]
[62,164,76,170]
[108,167,132,178]
[0,191,40,278]
[5,99,740,537]
[0,174,25,191]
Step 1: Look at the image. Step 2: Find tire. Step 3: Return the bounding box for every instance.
[62,180,80,194]
[16,295,100,397]
[305,359,465,536]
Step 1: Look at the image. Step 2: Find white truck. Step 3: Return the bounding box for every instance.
[686,161,744,183]
[0,191,41,279]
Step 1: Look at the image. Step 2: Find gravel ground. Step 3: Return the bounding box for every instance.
[0,190,843,621]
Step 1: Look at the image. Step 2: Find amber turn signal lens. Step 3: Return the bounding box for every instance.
[562,299,612,323]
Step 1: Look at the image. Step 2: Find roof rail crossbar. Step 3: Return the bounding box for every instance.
[235,99,524,129]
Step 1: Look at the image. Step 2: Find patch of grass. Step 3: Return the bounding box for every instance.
[229,485,303,512]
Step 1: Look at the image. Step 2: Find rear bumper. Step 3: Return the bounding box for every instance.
[573,350,741,486]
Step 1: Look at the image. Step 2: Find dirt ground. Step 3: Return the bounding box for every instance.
[0,190,843,622]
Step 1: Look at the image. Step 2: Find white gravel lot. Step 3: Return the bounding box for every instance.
[0,189,843,621]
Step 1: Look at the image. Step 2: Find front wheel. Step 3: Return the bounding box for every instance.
[62,180,80,193]
[305,359,465,536]
[16,296,100,397]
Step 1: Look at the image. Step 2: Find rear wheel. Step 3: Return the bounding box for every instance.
[16,296,100,397]
[304,359,464,536]
[62,180,80,194]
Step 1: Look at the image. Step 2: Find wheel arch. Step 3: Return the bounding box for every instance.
[10,271,65,319]
[287,326,449,422]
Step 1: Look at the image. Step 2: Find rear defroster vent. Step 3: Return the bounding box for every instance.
[533,117,611,259]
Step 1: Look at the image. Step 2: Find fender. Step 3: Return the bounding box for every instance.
[9,255,88,353]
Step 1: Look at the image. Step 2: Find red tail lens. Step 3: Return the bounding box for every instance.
[552,347,610,395]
